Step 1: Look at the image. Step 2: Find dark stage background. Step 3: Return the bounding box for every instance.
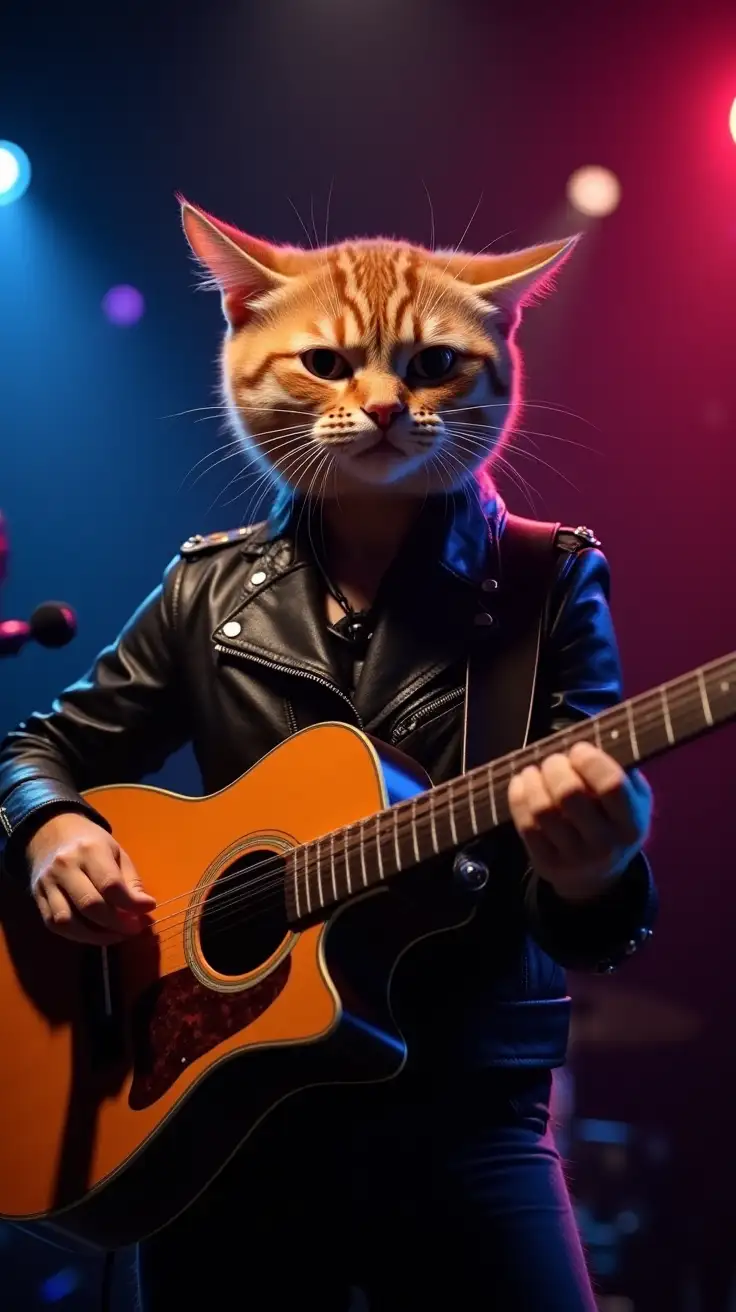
[1,0,736,1307]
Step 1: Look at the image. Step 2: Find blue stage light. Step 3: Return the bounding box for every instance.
[0,141,32,206]
[40,1266,80,1303]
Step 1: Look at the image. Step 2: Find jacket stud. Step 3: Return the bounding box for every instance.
[222,621,242,638]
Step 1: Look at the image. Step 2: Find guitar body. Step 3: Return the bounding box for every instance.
[0,724,475,1249]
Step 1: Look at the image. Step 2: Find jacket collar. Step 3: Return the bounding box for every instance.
[213,489,505,727]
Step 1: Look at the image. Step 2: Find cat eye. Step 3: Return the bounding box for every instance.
[300,348,353,381]
[408,346,458,383]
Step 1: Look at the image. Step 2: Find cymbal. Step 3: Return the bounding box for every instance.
[569,982,702,1048]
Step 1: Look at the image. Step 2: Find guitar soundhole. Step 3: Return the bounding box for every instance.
[197,849,289,978]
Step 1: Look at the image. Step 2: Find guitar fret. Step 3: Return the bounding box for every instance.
[315,842,324,907]
[330,833,338,903]
[625,700,639,760]
[305,847,312,915]
[488,769,498,826]
[468,779,478,837]
[429,794,440,854]
[660,686,674,744]
[279,651,736,930]
[697,669,713,726]
[359,823,368,888]
[376,816,385,881]
[448,781,458,846]
[293,854,301,920]
[393,809,402,872]
[342,829,351,897]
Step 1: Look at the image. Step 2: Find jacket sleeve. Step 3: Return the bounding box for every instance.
[0,556,190,882]
[523,544,658,972]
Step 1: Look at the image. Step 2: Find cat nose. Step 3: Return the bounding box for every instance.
[362,400,406,431]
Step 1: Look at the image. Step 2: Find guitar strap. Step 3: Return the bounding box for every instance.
[462,513,561,774]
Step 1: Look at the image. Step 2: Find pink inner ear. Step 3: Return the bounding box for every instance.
[222,288,257,331]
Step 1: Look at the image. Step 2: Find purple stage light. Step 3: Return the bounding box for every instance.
[102,284,145,326]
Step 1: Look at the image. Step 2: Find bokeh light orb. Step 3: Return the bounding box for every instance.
[0,141,32,206]
[730,97,736,144]
[102,284,145,326]
[566,166,622,218]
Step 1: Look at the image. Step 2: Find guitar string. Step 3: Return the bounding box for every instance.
[150,705,719,964]
[144,654,735,936]
[147,683,730,954]
[154,690,714,965]
[148,675,733,950]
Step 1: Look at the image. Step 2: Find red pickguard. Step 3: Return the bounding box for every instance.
[129,958,291,1109]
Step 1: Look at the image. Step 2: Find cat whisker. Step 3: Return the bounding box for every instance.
[160,404,229,421]
[179,439,244,490]
[288,196,316,250]
[290,194,344,323]
[420,228,517,323]
[418,190,484,319]
[310,193,320,249]
[243,460,284,522]
[444,418,597,457]
[187,425,312,486]
[524,398,599,429]
[422,178,436,252]
[438,400,599,431]
[501,443,579,491]
[295,450,333,540]
[443,431,542,513]
[489,450,542,515]
[189,426,314,493]
[324,178,334,247]
[219,466,268,515]
[241,406,321,420]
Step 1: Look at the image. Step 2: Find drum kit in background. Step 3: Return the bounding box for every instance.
[554,981,703,1310]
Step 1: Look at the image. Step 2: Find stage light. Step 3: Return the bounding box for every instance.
[730,97,736,144]
[566,166,621,218]
[0,141,32,206]
[102,284,145,326]
[40,1267,80,1303]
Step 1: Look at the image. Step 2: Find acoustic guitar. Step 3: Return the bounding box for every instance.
[0,651,734,1249]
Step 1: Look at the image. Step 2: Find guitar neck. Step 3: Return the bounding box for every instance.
[287,651,736,922]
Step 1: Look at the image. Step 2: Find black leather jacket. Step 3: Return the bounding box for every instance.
[0,494,656,1071]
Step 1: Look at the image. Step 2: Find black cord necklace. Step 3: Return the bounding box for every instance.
[314,556,374,652]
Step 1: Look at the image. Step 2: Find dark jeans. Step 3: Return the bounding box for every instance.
[137,1069,597,1311]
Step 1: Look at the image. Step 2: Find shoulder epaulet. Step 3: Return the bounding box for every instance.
[179,524,264,558]
[555,524,602,553]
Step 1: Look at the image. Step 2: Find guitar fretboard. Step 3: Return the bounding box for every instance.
[284,651,736,924]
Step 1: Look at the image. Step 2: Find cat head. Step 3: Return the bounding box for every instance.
[180,197,578,502]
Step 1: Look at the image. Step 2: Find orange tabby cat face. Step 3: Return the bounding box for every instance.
[181,198,577,500]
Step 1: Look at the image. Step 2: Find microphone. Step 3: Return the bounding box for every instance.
[0,604,77,657]
[0,512,77,657]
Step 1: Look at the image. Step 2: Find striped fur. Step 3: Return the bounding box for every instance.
[180,200,578,503]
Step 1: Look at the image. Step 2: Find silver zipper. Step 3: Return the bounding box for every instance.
[391,686,465,744]
[284,699,299,737]
[214,642,364,729]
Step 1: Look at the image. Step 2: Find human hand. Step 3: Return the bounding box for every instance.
[507,741,652,902]
[28,813,156,944]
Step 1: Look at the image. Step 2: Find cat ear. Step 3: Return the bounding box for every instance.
[179,196,292,329]
[436,236,580,336]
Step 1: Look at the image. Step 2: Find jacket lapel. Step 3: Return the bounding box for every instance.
[211,493,502,729]
[212,532,344,691]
